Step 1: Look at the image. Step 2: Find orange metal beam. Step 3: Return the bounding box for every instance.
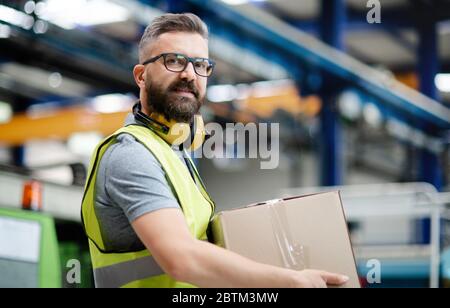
[0,82,328,146]
[0,105,128,146]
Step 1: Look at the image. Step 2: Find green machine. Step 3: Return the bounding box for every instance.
[0,207,61,288]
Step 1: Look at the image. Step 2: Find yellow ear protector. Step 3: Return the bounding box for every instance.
[133,102,206,151]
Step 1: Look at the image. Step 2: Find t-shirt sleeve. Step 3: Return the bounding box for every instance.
[102,134,181,223]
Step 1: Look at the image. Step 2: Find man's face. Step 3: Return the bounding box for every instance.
[141,32,209,123]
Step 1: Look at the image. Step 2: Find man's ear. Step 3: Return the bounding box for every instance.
[133,65,146,89]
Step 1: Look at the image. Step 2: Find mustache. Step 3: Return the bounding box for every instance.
[168,80,199,98]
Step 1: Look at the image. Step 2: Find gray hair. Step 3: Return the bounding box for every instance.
[139,13,209,62]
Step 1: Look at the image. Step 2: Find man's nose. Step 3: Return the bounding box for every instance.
[180,62,197,81]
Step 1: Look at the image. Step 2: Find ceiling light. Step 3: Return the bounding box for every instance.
[338,90,362,121]
[0,24,11,39]
[24,1,36,14]
[33,19,48,34]
[91,94,133,113]
[48,72,62,88]
[0,101,12,123]
[68,132,103,157]
[207,85,238,103]
[363,103,383,128]
[0,5,34,30]
[435,74,450,93]
[38,0,130,30]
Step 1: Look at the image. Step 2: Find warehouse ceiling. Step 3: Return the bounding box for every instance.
[0,0,449,113]
[236,0,450,70]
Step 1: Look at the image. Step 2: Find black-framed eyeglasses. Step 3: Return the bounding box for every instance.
[142,53,215,77]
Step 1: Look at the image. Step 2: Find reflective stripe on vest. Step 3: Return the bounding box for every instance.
[94,256,164,288]
[82,124,215,288]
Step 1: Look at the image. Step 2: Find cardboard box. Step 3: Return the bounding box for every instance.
[211,191,361,288]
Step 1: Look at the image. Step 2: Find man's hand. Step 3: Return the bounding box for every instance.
[291,270,349,288]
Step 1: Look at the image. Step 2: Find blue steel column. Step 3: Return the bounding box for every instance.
[318,0,345,186]
[12,146,25,167]
[11,101,26,167]
[417,20,443,191]
[417,19,443,247]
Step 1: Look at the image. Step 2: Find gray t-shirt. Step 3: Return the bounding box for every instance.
[94,114,187,252]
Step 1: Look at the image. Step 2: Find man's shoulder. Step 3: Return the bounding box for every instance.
[102,132,160,169]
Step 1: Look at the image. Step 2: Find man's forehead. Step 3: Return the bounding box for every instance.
[148,32,209,57]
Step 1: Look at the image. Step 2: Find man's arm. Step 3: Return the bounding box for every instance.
[132,208,349,288]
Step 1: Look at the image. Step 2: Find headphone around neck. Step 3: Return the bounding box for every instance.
[132,102,206,151]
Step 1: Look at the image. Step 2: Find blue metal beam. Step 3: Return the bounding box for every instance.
[417,20,444,191]
[320,0,346,51]
[11,146,25,167]
[318,0,345,186]
[415,18,443,246]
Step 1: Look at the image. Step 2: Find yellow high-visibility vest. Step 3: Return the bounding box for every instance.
[81,124,215,288]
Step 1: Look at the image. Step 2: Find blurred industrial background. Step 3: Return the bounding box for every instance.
[0,0,450,288]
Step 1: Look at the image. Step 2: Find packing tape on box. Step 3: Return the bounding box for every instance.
[268,202,308,270]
